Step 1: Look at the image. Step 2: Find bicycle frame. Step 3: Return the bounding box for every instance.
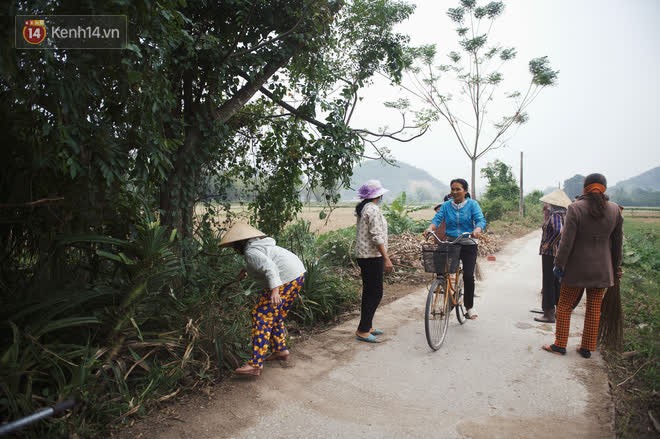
[426,231,472,319]
[423,231,474,349]
[432,267,462,310]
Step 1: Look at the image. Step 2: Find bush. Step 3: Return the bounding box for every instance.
[277,221,360,326]
[290,255,359,325]
[315,226,357,267]
[382,192,428,234]
[606,218,659,438]
[276,219,316,261]
[479,196,517,222]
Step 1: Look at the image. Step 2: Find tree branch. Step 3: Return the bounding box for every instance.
[0,197,65,208]
[214,52,298,124]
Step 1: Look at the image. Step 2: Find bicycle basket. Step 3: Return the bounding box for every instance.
[421,243,461,273]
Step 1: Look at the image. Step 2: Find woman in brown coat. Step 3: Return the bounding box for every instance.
[542,173,623,358]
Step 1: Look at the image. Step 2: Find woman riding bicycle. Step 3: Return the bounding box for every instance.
[426,178,486,320]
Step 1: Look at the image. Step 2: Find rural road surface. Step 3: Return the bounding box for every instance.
[150,231,614,439]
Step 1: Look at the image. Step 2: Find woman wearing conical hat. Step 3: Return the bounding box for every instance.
[220,223,305,376]
[534,188,572,323]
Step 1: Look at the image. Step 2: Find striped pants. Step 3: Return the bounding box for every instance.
[248,275,304,368]
[554,285,606,352]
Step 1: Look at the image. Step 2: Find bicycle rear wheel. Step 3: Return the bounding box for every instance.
[425,277,450,350]
[454,270,467,324]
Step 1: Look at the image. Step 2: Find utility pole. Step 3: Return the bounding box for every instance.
[519,151,524,217]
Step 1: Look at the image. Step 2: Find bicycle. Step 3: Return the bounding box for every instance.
[422,231,475,350]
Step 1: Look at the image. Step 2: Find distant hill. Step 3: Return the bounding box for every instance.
[609,166,660,206]
[612,166,660,191]
[560,166,660,207]
[341,160,449,203]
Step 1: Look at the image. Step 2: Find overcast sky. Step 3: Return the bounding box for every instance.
[349,0,660,194]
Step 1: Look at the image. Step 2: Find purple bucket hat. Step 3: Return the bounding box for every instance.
[356,180,389,200]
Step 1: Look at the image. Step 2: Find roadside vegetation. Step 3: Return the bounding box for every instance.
[604,217,659,438]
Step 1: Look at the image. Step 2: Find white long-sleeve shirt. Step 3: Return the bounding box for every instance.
[355,202,388,259]
[244,237,305,289]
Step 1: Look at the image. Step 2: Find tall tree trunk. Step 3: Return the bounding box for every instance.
[159,51,301,237]
[160,126,201,238]
[471,157,477,200]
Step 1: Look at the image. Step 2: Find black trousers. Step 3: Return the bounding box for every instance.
[541,254,560,310]
[459,244,478,310]
[357,257,384,333]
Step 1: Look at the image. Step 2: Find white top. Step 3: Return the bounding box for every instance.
[244,237,306,289]
[355,202,388,258]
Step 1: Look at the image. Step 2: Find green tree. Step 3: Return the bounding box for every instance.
[0,1,420,432]
[2,0,418,242]
[403,0,558,198]
[481,159,519,200]
[479,159,519,220]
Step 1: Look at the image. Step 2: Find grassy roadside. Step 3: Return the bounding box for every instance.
[604,217,659,438]
[490,210,659,437]
[101,208,659,438]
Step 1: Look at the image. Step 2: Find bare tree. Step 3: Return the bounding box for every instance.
[404,0,558,198]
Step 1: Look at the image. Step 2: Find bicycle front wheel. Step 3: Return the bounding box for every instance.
[455,270,467,324]
[425,277,450,350]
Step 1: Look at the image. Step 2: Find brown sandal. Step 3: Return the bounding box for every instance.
[265,350,289,362]
[234,364,262,376]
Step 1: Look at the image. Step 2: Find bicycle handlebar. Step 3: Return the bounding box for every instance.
[425,230,476,245]
[0,399,76,436]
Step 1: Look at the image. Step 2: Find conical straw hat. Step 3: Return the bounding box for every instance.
[219,223,266,247]
[539,189,572,208]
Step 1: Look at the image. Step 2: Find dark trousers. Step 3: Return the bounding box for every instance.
[460,244,478,310]
[541,254,560,311]
[357,257,384,333]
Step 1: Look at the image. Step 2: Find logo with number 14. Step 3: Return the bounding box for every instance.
[23,20,46,45]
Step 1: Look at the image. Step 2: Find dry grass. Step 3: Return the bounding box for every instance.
[296,205,436,234]
[198,203,437,234]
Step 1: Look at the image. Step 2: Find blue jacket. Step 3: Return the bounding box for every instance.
[431,199,487,238]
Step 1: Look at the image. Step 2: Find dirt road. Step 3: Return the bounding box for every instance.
[134,231,614,438]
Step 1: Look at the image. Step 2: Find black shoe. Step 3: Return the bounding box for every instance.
[577,347,591,358]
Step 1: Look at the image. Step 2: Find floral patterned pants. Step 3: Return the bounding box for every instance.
[247,274,304,368]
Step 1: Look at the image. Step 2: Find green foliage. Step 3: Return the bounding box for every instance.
[479,196,517,222]
[480,159,520,200]
[529,56,559,86]
[0,219,190,437]
[382,192,428,234]
[523,191,545,224]
[291,256,359,326]
[478,160,520,221]
[316,226,357,267]
[278,221,360,326]
[1,0,418,434]
[276,220,317,261]
[608,218,659,438]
